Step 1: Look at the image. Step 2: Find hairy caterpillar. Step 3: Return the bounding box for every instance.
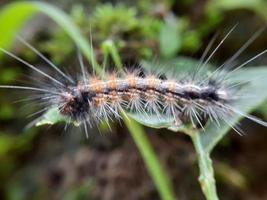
[0,26,267,137]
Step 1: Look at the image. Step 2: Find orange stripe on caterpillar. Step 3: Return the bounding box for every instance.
[57,74,235,128]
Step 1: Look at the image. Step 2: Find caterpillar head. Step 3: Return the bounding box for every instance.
[58,86,95,122]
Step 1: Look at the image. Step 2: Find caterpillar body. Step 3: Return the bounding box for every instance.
[58,73,235,129]
[1,27,267,136]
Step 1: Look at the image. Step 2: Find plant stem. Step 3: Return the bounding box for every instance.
[104,39,176,200]
[190,132,219,200]
[102,39,124,72]
[124,115,176,200]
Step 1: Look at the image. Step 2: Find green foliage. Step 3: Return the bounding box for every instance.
[92,4,138,38]
[1,1,267,200]
[38,3,164,63]
[207,0,267,22]
[200,67,267,152]
[35,107,66,126]
[131,63,267,200]
[90,3,164,59]
[134,60,267,152]
[159,16,182,58]
[39,30,73,64]
[91,3,163,40]
[0,67,21,84]
[0,3,37,53]
[0,2,176,200]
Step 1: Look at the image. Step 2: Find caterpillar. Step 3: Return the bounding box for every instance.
[0,26,267,137]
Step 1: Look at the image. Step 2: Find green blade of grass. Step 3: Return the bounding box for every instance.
[0,1,102,74]
[0,3,36,53]
[124,115,176,200]
[103,39,176,200]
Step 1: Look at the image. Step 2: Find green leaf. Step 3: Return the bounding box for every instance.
[35,107,66,126]
[160,18,181,58]
[128,113,179,130]
[0,1,102,73]
[141,56,214,76]
[134,59,267,151]
[0,3,37,53]
[208,0,262,9]
[200,67,267,152]
[207,0,267,21]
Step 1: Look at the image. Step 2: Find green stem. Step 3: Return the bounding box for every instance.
[124,115,176,200]
[104,42,176,200]
[190,132,219,200]
[102,39,124,72]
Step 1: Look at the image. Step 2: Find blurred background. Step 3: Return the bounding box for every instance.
[0,0,267,199]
